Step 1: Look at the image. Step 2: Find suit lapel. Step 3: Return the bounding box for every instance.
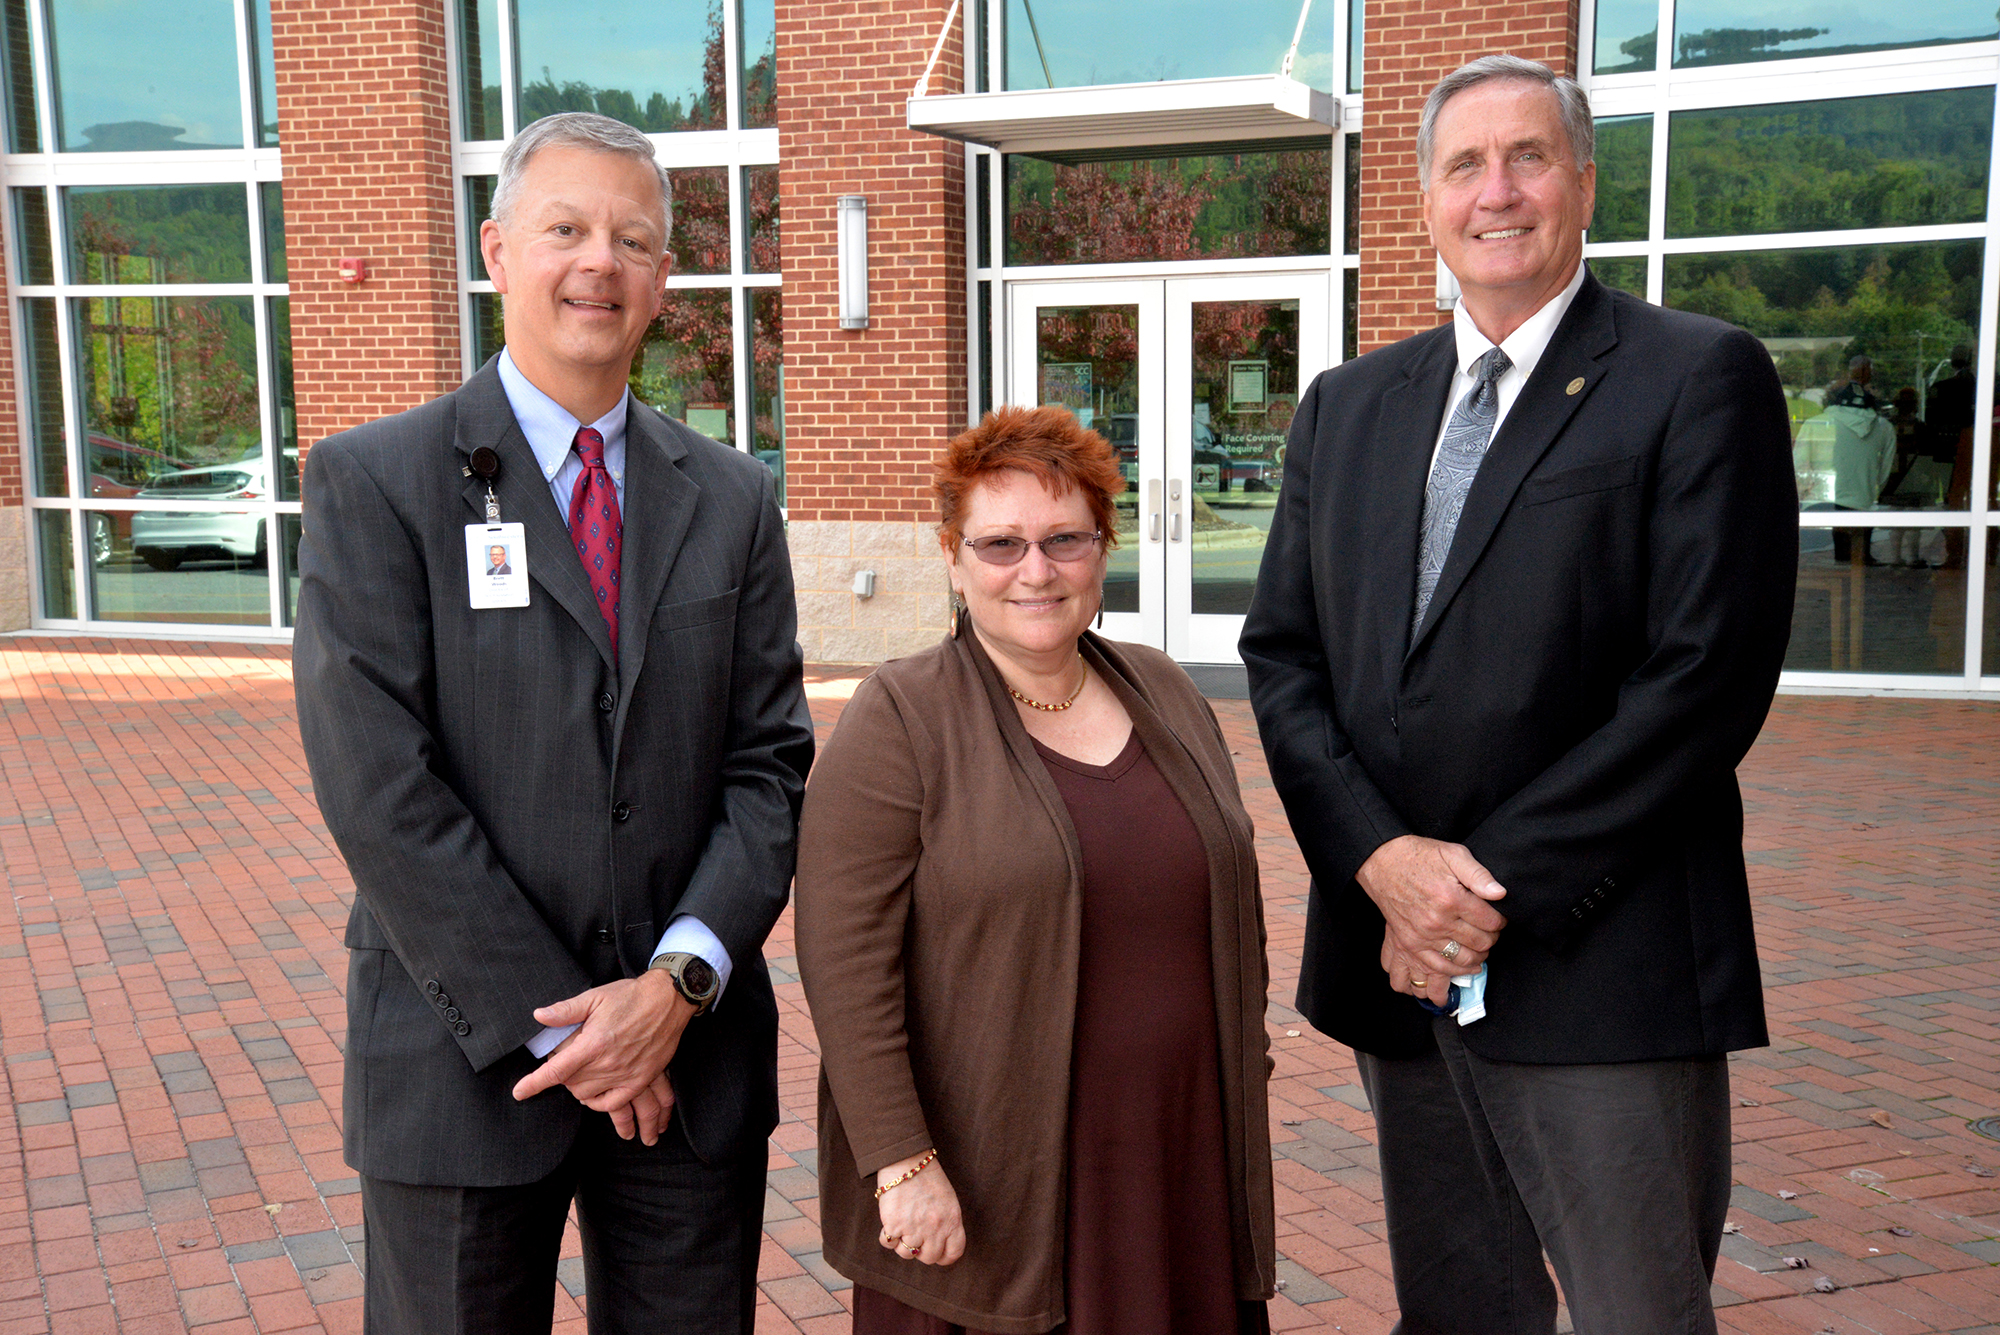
[614,404,699,688]
[454,364,616,673]
[1406,274,1619,661]
[1369,328,1457,694]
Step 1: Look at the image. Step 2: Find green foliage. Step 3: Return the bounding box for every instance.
[1591,116,1651,244]
[65,184,252,285]
[1666,88,1992,238]
[1677,26,1826,63]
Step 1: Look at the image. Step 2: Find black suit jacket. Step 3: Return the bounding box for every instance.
[293,360,814,1185]
[1240,273,1796,1064]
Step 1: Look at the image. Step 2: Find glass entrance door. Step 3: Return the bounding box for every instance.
[1008,274,1329,663]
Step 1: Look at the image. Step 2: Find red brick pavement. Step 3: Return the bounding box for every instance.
[1,638,1996,1334]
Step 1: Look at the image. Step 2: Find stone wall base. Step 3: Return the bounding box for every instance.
[787,519,950,665]
[0,506,25,631]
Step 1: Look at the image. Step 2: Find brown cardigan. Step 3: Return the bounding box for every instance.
[795,629,1276,1333]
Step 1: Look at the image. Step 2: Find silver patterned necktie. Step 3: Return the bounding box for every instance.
[1412,346,1513,637]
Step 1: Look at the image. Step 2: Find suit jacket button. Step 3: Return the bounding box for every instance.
[598,691,615,713]
[611,801,632,822]
[1572,907,1585,919]
[443,1006,461,1022]
[424,979,442,997]
[596,927,615,943]
[432,992,451,1008]
[453,1021,471,1036]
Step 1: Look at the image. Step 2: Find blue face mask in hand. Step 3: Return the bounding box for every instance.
[1415,964,1488,1025]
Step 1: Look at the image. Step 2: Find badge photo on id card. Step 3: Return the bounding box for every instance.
[466,523,529,608]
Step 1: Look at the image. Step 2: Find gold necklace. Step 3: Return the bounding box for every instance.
[1007,656,1088,712]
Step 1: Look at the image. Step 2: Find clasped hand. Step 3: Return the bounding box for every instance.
[511,969,695,1145]
[1356,834,1508,1008]
[875,1151,967,1267]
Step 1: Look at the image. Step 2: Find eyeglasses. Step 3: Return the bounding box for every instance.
[961,530,1103,565]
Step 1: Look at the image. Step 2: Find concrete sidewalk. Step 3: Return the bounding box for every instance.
[1,637,1995,1334]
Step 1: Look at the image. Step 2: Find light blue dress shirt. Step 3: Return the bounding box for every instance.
[495,351,734,1058]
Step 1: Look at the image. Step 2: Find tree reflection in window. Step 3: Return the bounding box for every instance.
[516,0,727,132]
[1008,147,1332,266]
[73,295,261,470]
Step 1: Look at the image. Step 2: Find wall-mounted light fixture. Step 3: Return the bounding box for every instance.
[1434,256,1460,312]
[837,195,869,330]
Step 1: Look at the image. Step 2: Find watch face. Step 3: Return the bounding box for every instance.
[680,957,717,998]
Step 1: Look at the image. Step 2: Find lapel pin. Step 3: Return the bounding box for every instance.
[1566,377,1585,396]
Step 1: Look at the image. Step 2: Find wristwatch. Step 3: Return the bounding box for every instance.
[649,951,720,1014]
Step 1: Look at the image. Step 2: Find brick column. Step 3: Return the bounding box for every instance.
[1356,0,1577,352]
[777,0,966,663]
[271,0,461,452]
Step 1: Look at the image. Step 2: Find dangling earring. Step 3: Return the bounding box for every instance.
[948,589,965,639]
[1096,585,1105,630]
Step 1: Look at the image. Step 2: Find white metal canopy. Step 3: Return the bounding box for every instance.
[907,74,1339,159]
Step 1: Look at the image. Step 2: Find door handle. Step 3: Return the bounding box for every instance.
[1147,478,1163,542]
[1168,479,1184,542]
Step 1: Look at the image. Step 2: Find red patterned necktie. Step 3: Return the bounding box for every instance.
[568,426,622,659]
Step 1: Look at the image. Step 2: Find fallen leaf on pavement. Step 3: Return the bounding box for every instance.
[263,1203,283,1216]
[1814,1276,1841,1293]
[1967,1164,1996,1178]
[1889,1226,1914,1237]
[1782,1256,1808,1269]
[1722,1221,1740,1234]
[1740,1099,1760,1107]
[1867,1110,1892,1128]
[1281,1119,1302,1126]
[1778,1190,1799,1200]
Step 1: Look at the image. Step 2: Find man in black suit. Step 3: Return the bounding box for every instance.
[293,113,812,1333]
[1240,56,1796,1333]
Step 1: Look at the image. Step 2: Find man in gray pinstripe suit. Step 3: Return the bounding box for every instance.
[292,113,813,1334]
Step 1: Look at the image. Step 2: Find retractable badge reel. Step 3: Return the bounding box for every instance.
[464,447,529,608]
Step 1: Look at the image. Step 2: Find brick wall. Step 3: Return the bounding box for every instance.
[1356,0,1577,352]
[271,0,461,453]
[777,0,968,660]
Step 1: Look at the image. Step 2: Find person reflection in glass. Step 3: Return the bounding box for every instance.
[1796,355,1894,562]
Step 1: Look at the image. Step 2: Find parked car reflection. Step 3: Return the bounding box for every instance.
[86,433,176,566]
[130,459,272,570]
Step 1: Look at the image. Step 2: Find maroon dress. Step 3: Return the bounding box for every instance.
[853,731,1263,1335]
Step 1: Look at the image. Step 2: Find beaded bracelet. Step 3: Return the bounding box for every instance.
[874,1148,938,1200]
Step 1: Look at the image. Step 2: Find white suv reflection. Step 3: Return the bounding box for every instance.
[130,460,271,571]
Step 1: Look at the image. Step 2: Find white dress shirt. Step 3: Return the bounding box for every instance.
[495,350,734,1058]
[1428,260,1590,475]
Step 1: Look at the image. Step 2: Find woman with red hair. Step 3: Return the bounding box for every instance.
[797,404,1276,1334]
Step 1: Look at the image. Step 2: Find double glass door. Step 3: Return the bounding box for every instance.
[1009,275,1330,662]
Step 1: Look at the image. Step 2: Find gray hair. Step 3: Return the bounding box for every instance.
[1416,55,1594,190]
[491,112,673,250]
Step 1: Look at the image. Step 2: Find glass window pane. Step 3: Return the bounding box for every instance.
[21,297,68,496]
[751,287,782,504]
[1588,255,1648,298]
[90,517,274,626]
[1667,90,1992,240]
[1984,531,1998,674]
[1665,241,1981,513]
[279,512,302,626]
[1347,0,1363,93]
[250,0,277,145]
[1342,267,1357,361]
[465,175,495,281]
[1673,0,1997,67]
[1787,528,1966,673]
[631,289,733,444]
[744,165,778,275]
[14,188,54,285]
[47,0,243,150]
[1,0,41,153]
[458,0,502,140]
[1343,134,1359,256]
[1032,304,1139,609]
[1594,0,1657,73]
[978,279,993,418]
[516,0,724,133]
[73,295,262,472]
[976,156,992,270]
[1591,115,1650,243]
[63,185,253,285]
[668,167,729,276]
[270,296,296,500]
[1008,145,1332,266]
[260,181,286,281]
[742,0,776,129]
[38,511,76,619]
[1005,0,1333,91]
[470,291,505,368]
[1189,298,1296,616]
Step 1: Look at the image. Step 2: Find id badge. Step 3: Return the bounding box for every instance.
[466,523,529,608]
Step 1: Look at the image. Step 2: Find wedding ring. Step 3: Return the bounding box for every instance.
[1441,939,1463,962]
[1409,977,1427,988]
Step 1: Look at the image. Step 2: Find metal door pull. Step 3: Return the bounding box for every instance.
[1168,479,1184,542]
[1147,478,1163,542]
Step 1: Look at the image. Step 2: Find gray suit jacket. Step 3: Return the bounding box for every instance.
[293,360,813,1187]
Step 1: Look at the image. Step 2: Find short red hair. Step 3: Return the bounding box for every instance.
[934,405,1125,548]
